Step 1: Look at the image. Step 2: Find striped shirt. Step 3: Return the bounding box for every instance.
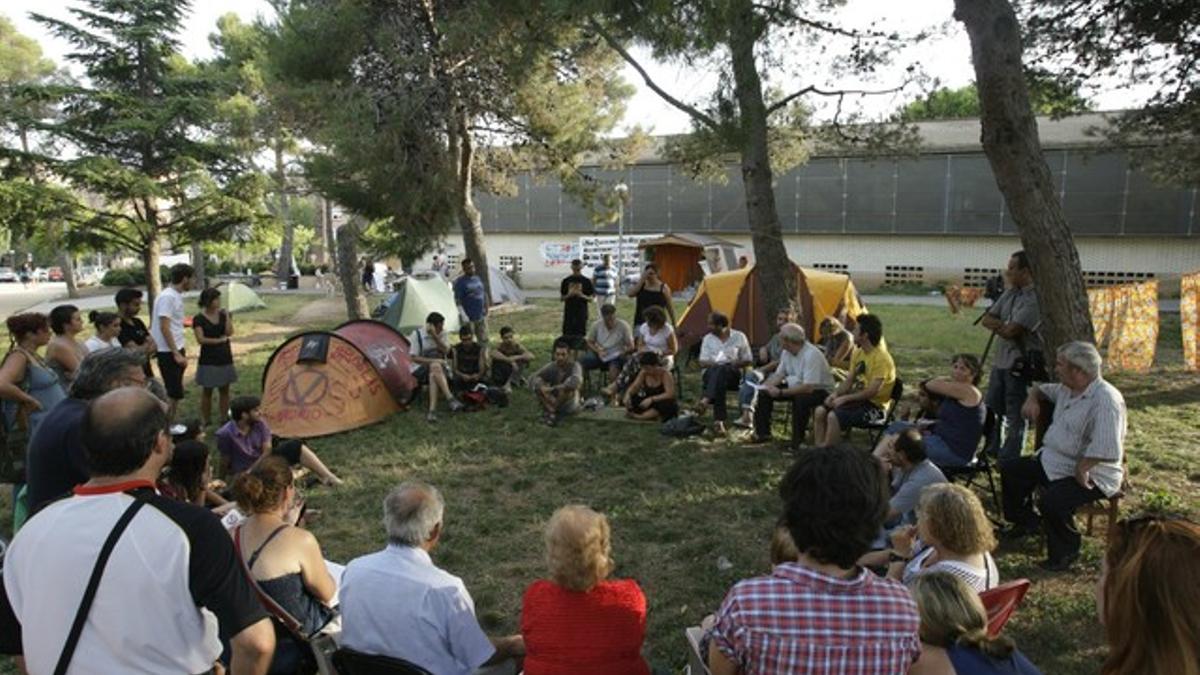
[1037,378,1126,496]
[902,546,999,592]
[593,265,617,297]
[707,562,920,674]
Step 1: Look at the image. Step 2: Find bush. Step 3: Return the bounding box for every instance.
[101,265,169,287]
[298,263,318,276]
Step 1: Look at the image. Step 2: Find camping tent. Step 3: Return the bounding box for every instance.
[639,233,741,291]
[224,282,266,313]
[260,320,416,438]
[487,266,525,305]
[379,273,461,337]
[676,263,867,352]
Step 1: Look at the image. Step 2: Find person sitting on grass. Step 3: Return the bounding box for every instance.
[407,311,462,422]
[531,337,582,427]
[735,306,797,428]
[1097,515,1200,675]
[215,395,343,487]
[909,572,1042,675]
[703,446,920,674]
[879,354,986,469]
[232,456,339,675]
[813,313,896,446]
[886,483,999,592]
[581,303,634,388]
[490,326,534,391]
[694,311,752,435]
[520,505,650,675]
[873,428,948,529]
[746,323,834,448]
[450,325,489,392]
[623,352,678,422]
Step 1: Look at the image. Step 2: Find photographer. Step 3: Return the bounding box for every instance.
[979,251,1043,464]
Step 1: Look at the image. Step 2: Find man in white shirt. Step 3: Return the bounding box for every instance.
[748,323,834,448]
[150,263,194,420]
[340,482,524,675]
[407,312,462,423]
[696,311,753,434]
[1000,341,1126,572]
[581,303,634,385]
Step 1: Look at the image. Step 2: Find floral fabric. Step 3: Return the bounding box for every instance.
[1088,281,1158,373]
[1182,272,1200,371]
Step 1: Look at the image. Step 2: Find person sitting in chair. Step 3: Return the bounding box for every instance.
[581,304,633,388]
[1000,341,1126,572]
[735,306,797,428]
[694,311,752,435]
[813,314,896,446]
[623,352,678,422]
[746,323,833,448]
[877,354,986,468]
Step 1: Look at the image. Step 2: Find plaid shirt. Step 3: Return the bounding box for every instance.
[707,562,920,674]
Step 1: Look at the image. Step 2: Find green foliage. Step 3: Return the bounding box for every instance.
[897,71,1093,121]
[101,265,169,287]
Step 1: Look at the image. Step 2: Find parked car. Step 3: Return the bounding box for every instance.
[32,268,49,282]
[0,267,17,283]
[47,267,64,282]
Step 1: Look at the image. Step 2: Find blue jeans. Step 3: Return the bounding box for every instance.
[738,370,765,412]
[986,366,1030,463]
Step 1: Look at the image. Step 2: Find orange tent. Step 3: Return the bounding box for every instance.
[639,233,740,290]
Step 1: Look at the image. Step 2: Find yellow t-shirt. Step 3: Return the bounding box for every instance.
[849,344,897,408]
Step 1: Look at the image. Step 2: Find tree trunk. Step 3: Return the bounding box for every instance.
[451,111,492,303]
[143,236,162,311]
[315,195,328,267]
[59,251,79,299]
[324,197,337,274]
[336,221,370,320]
[728,1,796,321]
[273,140,295,283]
[191,240,207,289]
[955,0,1094,353]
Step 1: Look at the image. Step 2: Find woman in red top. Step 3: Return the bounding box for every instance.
[521,505,651,675]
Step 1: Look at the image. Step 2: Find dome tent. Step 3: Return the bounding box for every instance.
[224,282,266,313]
[379,273,461,337]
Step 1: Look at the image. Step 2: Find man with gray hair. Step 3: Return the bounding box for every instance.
[747,323,834,448]
[25,347,151,514]
[339,482,525,674]
[1000,341,1126,572]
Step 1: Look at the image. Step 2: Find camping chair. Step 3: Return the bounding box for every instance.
[331,648,434,675]
[979,579,1031,637]
[863,378,904,444]
[942,407,1003,520]
[684,626,713,675]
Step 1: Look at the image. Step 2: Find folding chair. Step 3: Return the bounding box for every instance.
[1078,477,1126,542]
[332,648,434,675]
[864,378,904,444]
[942,407,1003,520]
[684,626,713,675]
[979,578,1031,637]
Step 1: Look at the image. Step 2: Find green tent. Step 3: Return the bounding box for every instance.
[380,274,461,337]
[224,282,266,313]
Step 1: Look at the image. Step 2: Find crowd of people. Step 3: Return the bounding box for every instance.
[0,251,1195,674]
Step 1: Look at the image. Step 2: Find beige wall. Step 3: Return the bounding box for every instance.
[422,233,1199,291]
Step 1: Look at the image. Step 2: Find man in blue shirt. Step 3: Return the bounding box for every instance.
[453,258,489,344]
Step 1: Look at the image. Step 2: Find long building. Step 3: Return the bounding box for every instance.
[426,112,1200,290]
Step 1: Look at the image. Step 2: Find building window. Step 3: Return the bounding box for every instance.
[444,254,461,271]
[884,265,925,285]
[811,262,849,275]
[1083,270,1155,286]
[962,267,1002,288]
[498,255,523,273]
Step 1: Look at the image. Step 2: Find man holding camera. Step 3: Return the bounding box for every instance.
[980,250,1042,464]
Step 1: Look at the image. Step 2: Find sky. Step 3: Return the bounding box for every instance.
[4,0,1153,137]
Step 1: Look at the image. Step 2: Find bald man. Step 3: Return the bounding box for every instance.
[0,388,275,674]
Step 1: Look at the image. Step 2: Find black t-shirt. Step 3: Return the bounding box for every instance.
[560,274,595,337]
[452,343,484,376]
[194,312,233,366]
[25,398,88,514]
[118,316,154,377]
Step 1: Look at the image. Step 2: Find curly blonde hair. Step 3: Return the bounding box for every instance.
[917,483,997,556]
[545,505,614,592]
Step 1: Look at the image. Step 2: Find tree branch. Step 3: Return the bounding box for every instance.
[766,81,914,115]
[589,20,720,132]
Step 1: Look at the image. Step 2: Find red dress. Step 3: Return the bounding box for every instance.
[520,578,651,675]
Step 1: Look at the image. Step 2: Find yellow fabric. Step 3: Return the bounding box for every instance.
[1088,281,1158,373]
[683,267,753,321]
[1183,272,1200,371]
[849,344,896,408]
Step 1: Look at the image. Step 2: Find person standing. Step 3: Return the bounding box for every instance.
[980,251,1041,464]
[559,259,595,349]
[115,287,156,378]
[152,263,194,421]
[193,288,237,429]
[592,253,618,307]
[0,314,67,442]
[45,305,88,388]
[83,311,122,352]
[453,258,489,344]
[628,263,676,328]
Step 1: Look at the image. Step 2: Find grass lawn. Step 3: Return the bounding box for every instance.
[5,294,1198,674]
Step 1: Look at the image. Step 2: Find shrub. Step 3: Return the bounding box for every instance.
[101,268,136,287]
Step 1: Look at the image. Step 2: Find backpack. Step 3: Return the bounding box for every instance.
[660,414,705,438]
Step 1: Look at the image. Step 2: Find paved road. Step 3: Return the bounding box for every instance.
[0,283,72,318]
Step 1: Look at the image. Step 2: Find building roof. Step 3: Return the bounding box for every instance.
[637,233,741,249]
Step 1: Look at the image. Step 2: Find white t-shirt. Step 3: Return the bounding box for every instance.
[636,323,674,355]
[700,329,752,365]
[150,287,186,353]
[407,327,447,373]
[84,336,121,353]
[771,341,835,389]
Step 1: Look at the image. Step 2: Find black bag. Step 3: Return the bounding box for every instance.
[484,386,510,408]
[660,414,705,438]
[1011,349,1048,383]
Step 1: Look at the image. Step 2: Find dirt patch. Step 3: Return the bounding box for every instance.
[290,297,347,326]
